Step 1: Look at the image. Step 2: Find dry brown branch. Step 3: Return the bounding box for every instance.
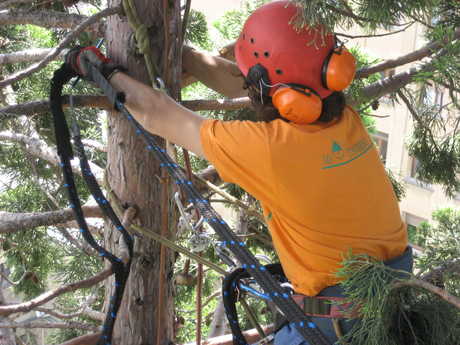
[336,22,414,40]
[356,28,460,79]
[0,206,102,233]
[0,95,251,119]
[57,332,101,345]
[420,259,460,285]
[0,268,112,316]
[0,48,68,66]
[351,50,445,107]
[181,97,250,111]
[0,130,104,181]
[392,279,460,309]
[0,6,121,89]
[0,320,99,331]
[36,306,104,322]
[181,325,274,345]
[0,95,109,118]
[0,10,92,31]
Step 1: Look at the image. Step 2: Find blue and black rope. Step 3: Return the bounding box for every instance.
[50,63,133,345]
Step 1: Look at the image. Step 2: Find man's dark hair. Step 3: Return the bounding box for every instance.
[246,85,346,123]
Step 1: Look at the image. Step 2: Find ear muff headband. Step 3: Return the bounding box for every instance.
[321,46,356,92]
[272,86,322,125]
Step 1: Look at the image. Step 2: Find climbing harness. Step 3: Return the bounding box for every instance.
[50,63,133,345]
[222,264,289,344]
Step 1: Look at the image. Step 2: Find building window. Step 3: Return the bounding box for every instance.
[372,131,389,164]
[406,156,433,191]
[422,84,444,108]
[409,156,421,178]
[404,212,428,248]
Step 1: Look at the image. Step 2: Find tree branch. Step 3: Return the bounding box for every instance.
[0,206,103,234]
[0,10,98,31]
[356,27,460,79]
[0,130,104,182]
[420,258,460,285]
[57,332,101,345]
[0,320,99,331]
[0,95,109,119]
[36,306,105,322]
[0,95,251,119]
[0,268,112,316]
[392,279,460,309]
[337,21,414,40]
[350,54,442,107]
[0,48,68,66]
[181,97,251,111]
[0,0,35,10]
[0,6,121,89]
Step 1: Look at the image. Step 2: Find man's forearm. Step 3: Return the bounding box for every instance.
[182,46,247,98]
[109,72,206,157]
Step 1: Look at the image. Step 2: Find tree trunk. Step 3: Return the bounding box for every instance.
[0,266,17,345]
[104,1,181,344]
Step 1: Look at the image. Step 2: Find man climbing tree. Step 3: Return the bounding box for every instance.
[66,1,412,343]
[1,0,460,345]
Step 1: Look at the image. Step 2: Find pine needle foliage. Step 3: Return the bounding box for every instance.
[402,86,460,197]
[336,255,460,345]
[415,208,460,296]
[290,0,435,32]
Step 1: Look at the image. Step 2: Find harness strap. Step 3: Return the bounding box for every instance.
[291,295,359,319]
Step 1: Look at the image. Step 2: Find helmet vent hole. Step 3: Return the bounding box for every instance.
[254,52,259,58]
[250,38,255,44]
[276,69,283,75]
[264,51,270,57]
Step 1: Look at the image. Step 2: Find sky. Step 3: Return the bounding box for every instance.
[190,0,243,22]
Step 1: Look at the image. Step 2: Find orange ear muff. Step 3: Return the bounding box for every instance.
[272,87,323,125]
[322,47,356,92]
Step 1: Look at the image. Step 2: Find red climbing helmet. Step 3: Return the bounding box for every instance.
[235,1,356,124]
[235,0,356,97]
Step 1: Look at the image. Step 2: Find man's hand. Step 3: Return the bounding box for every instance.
[65,46,124,81]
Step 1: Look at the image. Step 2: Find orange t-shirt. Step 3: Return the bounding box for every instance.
[200,106,408,296]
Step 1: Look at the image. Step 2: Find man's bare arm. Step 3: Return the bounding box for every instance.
[110,72,206,158]
[182,46,247,98]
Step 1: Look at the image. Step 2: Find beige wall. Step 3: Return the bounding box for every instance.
[348,24,460,224]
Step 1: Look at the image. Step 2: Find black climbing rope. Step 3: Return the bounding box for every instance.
[50,63,133,345]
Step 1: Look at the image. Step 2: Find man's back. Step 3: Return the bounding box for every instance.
[200,106,408,296]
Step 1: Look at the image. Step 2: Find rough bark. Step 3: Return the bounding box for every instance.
[104,1,177,344]
[0,273,16,345]
[0,206,103,234]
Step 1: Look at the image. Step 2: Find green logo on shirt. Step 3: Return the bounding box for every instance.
[322,139,373,169]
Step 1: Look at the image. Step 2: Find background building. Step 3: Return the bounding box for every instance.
[349,24,460,233]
